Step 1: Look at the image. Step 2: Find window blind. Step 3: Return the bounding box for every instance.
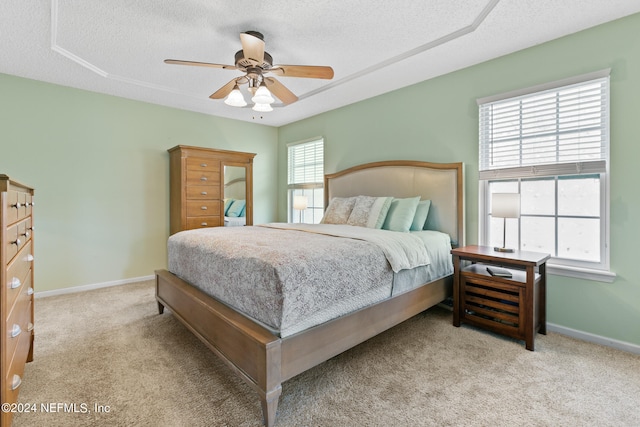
[287,138,324,186]
[479,76,609,180]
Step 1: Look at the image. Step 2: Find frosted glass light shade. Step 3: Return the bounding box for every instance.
[251,84,275,104]
[224,86,247,107]
[492,193,521,218]
[252,102,273,112]
[293,196,308,210]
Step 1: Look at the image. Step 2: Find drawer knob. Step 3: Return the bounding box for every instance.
[201,206,207,210]
[12,202,22,209]
[200,163,207,167]
[201,191,207,195]
[200,176,208,181]
[27,322,34,332]
[10,277,21,289]
[11,324,22,338]
[21,230,30,238]
[27,254,34,262]
[200,222,208,226]
[12,238,21,246]
[27,287,34,296]
[11,374,22,391]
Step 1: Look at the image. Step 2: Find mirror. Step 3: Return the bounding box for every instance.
[224,166,246,200]
[223,164,251,226]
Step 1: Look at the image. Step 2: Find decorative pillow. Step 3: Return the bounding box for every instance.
[320,197,357,224]
[347,196,393,228]
[227,199,246,217]
[382,196,421,232]
[410,200,432,231]
[223,198,235,216]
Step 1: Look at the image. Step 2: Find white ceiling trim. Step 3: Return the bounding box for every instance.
[300,0,501,101]
[50,0,202,100]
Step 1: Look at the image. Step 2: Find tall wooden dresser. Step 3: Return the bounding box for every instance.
[1,175,35,427]
[168,145,255,235]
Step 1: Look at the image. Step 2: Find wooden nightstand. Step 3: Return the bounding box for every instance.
[451,245,550,351]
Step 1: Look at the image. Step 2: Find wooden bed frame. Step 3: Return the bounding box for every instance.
[156,160,464,426]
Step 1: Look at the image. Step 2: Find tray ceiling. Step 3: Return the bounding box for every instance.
[1,1,639,126]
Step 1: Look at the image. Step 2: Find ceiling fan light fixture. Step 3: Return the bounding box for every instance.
[252,102,273,112]
[251,83,275,105]
[224,85,247,107]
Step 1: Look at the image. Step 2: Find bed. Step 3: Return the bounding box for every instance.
[155,160,464,426]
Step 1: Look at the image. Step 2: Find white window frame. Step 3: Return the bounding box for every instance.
[477,70,615,282]
[287,137,324,224]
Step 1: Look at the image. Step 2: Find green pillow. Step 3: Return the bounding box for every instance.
[382,196,421,232]
[223,198,235,215]
[410,200,432,231]
[227,199,246,217]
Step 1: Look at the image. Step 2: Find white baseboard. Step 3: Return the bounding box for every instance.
[547,322,640,355]
[35,275,155,299]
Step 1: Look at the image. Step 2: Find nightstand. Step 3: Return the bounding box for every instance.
[451,245,550,351]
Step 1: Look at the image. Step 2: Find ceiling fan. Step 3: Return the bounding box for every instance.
[164,31,334,111]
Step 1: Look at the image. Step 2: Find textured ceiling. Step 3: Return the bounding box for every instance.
[1,1,639,127]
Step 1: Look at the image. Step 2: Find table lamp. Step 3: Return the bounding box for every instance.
[492,193,520,252]
[293,195,308,223]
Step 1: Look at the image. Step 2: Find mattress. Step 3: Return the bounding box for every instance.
[168,223,452,337]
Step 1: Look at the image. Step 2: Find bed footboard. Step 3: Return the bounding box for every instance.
[155,269,282,427]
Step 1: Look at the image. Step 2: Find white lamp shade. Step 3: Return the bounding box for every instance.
[492,193,520,218]
[252,102,273,112]
[251,84,275,104]
[293,196,308,210]
[224,86,247,107]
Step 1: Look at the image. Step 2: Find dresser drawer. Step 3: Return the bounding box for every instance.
[3,318,32,409]
[5,190,19,224]
[2,270,33,316]
[186,170,220,186]
[186,185,220,200]
[17,218,32,245]
[186,216,222,229]
[185,157,220,172]
[5,224,19,263]
[186,200,221,217]
[5,290,32,370]
[6,240,32,285]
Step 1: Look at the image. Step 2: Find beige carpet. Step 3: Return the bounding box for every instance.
[13,280,640,427]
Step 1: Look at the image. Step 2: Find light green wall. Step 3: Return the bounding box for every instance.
[278,13,640,346]
[0,74,279,292]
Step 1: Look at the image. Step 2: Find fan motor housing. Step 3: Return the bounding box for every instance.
[235,50,273,70]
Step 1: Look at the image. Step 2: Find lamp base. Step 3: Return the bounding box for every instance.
[494,246,515,253]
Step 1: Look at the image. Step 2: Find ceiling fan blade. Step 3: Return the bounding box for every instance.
[210,78,240,99]
[240,32,265,66]
[164,59,236,70]
[270,65,334,79]
[264,77,298,105]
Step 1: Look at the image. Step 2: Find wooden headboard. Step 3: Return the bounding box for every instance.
[324,160,465,246]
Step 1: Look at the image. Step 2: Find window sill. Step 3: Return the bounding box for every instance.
[547,263,616,283]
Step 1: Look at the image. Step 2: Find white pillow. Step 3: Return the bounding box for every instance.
[347,196,393,228]
[320,197,357,224]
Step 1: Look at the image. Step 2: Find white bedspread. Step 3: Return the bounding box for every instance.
[260,223,430,272]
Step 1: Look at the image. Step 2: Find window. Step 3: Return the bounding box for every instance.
[477,70,614,282]
[287,137,324,224]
